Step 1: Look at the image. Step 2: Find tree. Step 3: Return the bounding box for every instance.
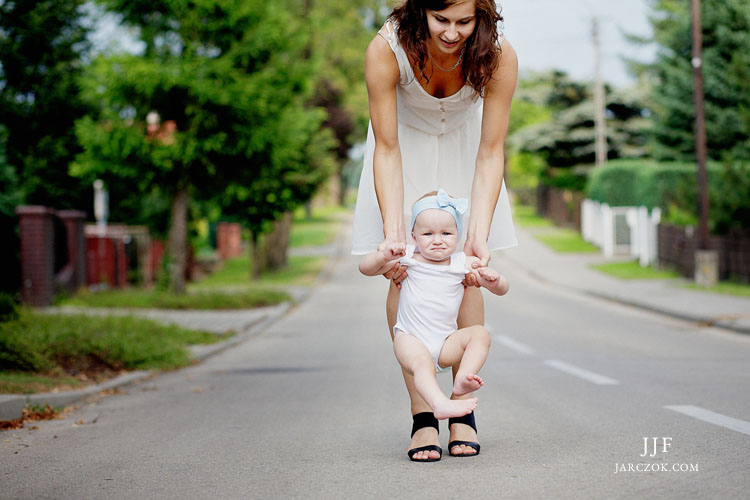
[0,0,92,209]
[510,71,650,169]
[634,0,750,161]
[0,126,22,294]
[305,0,377,205]
[74,0,336,290]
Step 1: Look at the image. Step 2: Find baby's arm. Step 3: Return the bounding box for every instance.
[359,242,406,276]
[465,256,509,296]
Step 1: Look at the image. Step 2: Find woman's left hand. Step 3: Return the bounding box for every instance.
[463,238,490,287]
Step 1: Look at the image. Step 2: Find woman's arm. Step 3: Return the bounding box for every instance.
[465,40,518,268]
[366,34,405,247]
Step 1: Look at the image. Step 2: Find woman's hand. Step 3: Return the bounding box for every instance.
[463,238,490,287]
[379,238,408,287]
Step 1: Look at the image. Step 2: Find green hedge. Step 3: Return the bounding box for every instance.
[586,159,750,233]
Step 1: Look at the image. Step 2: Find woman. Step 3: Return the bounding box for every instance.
[352,0,518,461]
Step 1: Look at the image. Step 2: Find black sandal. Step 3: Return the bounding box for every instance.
[448,411,480,457]
[407,412,442,462]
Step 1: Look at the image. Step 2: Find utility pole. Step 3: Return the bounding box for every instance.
[592,15,607,167]
[690,0,717,286]
[691,0,710,250]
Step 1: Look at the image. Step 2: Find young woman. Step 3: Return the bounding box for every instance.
[352,0,518,461]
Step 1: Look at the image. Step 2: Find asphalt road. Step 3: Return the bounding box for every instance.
[2,252,749,499]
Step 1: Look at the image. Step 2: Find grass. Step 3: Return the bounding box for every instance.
[0,372,84,395]
[191,255,326,289]
[0,310,226,394]
[591,260,681,280]
[683,281,750,297]
[534,229,600,253]
[512,204,554,228]
[290,220,339,247]
[58,288,290,310]
[512,203,596,253]
[290,205,348,247]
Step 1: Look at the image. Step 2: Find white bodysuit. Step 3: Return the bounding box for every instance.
[351,21,517,255]
[394,245,467,372]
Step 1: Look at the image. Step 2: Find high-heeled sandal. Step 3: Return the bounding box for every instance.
[407,412,442,462]
[448,411,480,457]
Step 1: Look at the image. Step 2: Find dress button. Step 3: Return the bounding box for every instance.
[441,118,446,123]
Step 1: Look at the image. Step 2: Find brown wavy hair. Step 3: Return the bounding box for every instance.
[390,0,504,96]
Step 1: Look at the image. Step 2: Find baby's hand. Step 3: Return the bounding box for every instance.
[382,242,406,261]
[470,265,509,296]
[476,266,499,283]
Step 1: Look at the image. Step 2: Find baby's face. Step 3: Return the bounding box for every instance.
[411,209,459,262]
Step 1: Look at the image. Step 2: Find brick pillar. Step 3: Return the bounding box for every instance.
[217,222,242,259]
[57,210,87,291]
[16,206,56,306]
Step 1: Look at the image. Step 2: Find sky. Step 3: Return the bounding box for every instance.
[500,0,657,87]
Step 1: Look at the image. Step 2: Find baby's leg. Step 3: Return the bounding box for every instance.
[437,325,491,397]
[393,331,477,419]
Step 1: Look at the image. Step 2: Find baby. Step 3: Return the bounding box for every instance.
[359,189,508,426]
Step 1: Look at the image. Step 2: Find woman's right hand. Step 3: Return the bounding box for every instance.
[379,238,408,287]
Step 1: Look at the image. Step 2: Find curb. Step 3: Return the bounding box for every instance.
[502,249,750,336]
[0,217,350,423]
[0,371,153,422]
[582,289,750,335]
[0,305,296,424]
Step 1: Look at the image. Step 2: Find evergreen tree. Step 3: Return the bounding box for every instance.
[510,71,650,168]
[637,0,750,161]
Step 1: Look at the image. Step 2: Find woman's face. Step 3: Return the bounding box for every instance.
[425,1,477,54]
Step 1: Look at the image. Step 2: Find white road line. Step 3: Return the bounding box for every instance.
[664,405,750,436]
[543,359,619,385]
[494,335,535,355]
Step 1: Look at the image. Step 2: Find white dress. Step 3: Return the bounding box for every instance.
[393,245,467,372]
[351,21,517,255]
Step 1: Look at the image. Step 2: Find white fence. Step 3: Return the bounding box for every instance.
[581,199,661,266]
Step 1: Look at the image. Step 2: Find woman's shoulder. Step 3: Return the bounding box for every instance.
[483,38,518,95]
[495,38,518,76]
[365,31,400,84]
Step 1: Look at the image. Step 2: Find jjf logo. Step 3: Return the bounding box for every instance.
[641,437,672,458]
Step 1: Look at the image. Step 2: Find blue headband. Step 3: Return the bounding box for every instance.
[411,189,469,235]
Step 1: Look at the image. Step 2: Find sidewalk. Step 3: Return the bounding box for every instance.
[0,215,351,422]
[500,225,750,334]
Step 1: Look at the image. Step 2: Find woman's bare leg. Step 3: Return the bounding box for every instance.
[387,281,440,461]
[450,286,484,455]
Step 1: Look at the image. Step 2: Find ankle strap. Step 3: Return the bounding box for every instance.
[448,411,476,433]
[411,412,439,437]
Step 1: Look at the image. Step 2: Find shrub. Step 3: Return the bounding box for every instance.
[541,166,588,192]
[0,293,19,322]
[586,159,749,233]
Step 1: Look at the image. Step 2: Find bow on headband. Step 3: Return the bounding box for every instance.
[411,189,469,234]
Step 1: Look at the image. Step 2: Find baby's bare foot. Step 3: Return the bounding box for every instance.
[453,374,484,397]
[433,398,477,420]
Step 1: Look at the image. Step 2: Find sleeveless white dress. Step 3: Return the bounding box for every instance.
[351,21,517,254]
